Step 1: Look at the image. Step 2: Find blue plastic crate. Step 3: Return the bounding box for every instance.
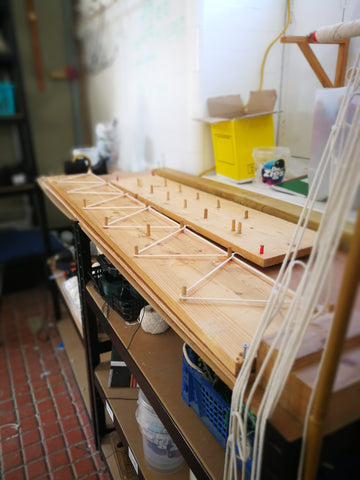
[182,343,231,448]
[182,344,254,479]
[0,82,15,115]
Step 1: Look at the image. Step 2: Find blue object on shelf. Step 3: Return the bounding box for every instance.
[0,82,15,116]
[0,228,63,264]
[182,344,254,479]
[182,344,230,448]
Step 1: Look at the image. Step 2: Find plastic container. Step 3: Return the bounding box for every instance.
[211,114,275,183]
[182,344,254,479]
[0,82,15,116]
[252,146,290,185]
[181,344,231,448]
[135,390,185,474]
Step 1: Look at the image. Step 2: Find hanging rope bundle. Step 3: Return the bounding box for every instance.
[310,19,360,43]
[224,49,360,480]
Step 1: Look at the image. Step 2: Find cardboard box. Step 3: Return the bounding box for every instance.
[203,90,277,183]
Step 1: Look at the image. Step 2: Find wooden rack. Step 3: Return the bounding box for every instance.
[281,35,350,87]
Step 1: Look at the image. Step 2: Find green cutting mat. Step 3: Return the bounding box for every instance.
[272,175,308,197]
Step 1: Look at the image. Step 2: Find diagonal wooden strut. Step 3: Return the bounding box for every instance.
[281,36,350,87]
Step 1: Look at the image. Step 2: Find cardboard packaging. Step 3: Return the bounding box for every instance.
[203,90,277,183]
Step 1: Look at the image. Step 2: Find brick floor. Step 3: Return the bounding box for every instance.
[0,284,111,479]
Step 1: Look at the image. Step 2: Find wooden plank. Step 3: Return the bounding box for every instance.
[257,311,360,434]
[154,168,354,249]
[111,173,317,268]
[38,173,294,387]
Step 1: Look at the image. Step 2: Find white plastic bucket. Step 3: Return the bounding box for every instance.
[135,390,185,474]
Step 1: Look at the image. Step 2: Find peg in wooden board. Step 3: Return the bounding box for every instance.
[259,244,264,254]
[134,245,139,255]
[196,192,200,200]
[150,184,154,194]
[137,178,142,187]
[235,355,243,375]
[231,219,236,231]
[184,199,187,209]
[217,199,221,209]
[244,210,249,219]
[146,224,151,236]
[166,191,170,201]
[227,246,232,257]
[104,217,108,228]
[83,199,87,208]
[164,178,167,187]
[181,286,187,297]
[204,208,208,219]
[237,222,242,234]
[178,184,182,193]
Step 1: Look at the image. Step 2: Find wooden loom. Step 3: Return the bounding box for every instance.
[39,171,316,387]
[39,170,360,455]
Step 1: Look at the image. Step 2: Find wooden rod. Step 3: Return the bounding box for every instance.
[303,208,360,480]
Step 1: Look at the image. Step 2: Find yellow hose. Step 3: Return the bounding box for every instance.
[258,0,291,91]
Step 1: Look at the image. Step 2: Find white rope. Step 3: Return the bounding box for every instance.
[224,50,360,480]
[58,172,104,184]
[311,19,360,43]
[136,224,226,258]
[84,193,125,208]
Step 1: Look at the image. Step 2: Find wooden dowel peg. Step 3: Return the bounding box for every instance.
[134,246,139,255]
[231,219,236,231]
[217,199,221,209]
[227,246,232,257]
[235,356,243,375]
[181,286,187,297]
[244,210,249,219]
[237,222,242,234]
[137,178,142,187]
[204,208,208,219]
[150,184,154,194]
[146,224,151,236]
[83,199,86,208]
[164,178,167,187]
[196,192,200,200]
[178,184,182,193]
[104,217,108,227]
[166,191,170,201]
[184,199,187,209]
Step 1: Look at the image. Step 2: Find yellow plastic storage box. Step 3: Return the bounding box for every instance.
[204,90,277,183]
[210,113,274,182]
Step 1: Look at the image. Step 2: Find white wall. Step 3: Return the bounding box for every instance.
[77,0,360,175]
[279,0,360,160]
